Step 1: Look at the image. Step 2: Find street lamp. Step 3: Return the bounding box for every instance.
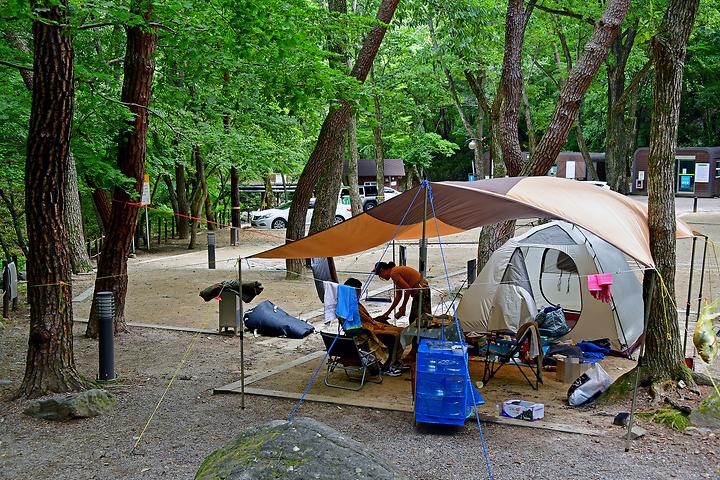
[467,138,477,180]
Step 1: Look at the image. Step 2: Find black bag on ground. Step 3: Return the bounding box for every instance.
[244,300,314,339]
[535,305,570,338]
[542,344,584,366]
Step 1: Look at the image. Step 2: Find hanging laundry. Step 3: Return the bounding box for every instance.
[323,281,339,324]
[587,273,612,303]
[336,284,362,332]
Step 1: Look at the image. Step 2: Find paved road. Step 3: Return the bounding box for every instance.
[630,194,720,213]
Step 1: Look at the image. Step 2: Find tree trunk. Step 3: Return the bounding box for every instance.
[188,146,208,250]
[19,0,85,398]
[285,0,399,277]
[162,174,179,215]
[65,153,93,273]
[86,1,158,337]
[0,189,29,257]
[261,174,273,210]
[605,23,638,193]
[644,0,699,383]
[465,69,499,177]
[203,177,215,231]
[575,114,599,180]
[471,8,527,268]
[347,114,364,215]
[310,130,346,235]
[2,30,35,91]
[497,0,527,175]
[86,178,112,232]
[476,220,517,272]
[474,110,484,178]
[521,83,536,157]
[372,81,385,196]
[175,163,190,239]
[527,0,631,176]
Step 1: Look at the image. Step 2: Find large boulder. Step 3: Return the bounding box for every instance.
[195,417,407,480]
[690,392,720,429]
[23,388,115,421]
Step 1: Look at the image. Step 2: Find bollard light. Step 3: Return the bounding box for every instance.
[96,291,116,382]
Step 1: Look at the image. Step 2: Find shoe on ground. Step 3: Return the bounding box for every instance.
[382,366,402,377]
[393,361,410,372]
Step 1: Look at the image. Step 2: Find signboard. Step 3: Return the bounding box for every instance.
[141,174,151,205]
[679,175,693,191]
[638,171,645,181]
[696,163,710,183]
[565,161,576,179]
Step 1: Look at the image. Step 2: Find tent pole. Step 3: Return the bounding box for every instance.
[415,182,429,408]
[625,269,656,452]
[694,236,708,358]
[682,236,697,356]
[238,255,245,409]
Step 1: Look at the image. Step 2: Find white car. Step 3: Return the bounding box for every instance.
[250,199,352,229]
[581,180,611,190]
[339,185,401,210]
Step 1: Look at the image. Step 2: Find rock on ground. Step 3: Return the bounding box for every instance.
[23,388,116,421]
[690,392,720,429]
[195,417,408,480]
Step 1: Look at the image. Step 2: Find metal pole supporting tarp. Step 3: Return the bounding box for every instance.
[238,255,245,409]
[414,182,429,409]
[693,236,709,360]
[683,236,697,355]
[625,270,656,452]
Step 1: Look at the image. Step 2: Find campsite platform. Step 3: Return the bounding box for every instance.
[215,350,636,436]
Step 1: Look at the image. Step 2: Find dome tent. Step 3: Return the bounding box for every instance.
[456,221,644,354]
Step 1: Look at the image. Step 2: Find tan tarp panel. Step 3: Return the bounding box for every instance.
[250,177,695,267]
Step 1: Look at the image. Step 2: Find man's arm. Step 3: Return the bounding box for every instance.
[384,291,403,317]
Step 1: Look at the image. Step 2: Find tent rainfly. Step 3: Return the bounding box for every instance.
[456,221,644,353]
[250,177,695,267]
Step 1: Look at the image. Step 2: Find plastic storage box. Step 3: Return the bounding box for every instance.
[415,340,469,425]
[501,399,545,421]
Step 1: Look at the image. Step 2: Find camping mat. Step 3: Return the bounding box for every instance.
[220,351,635,423]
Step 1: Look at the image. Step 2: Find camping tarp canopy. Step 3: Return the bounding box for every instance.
[250,177,695,267]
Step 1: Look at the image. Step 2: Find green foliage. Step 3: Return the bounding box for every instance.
[1,0,719,253]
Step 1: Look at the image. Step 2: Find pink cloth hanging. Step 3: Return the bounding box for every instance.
[587,273,613,303]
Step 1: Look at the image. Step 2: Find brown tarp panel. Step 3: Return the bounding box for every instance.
[250,177,695,267]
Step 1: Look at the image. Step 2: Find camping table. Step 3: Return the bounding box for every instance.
[400,318,461,348]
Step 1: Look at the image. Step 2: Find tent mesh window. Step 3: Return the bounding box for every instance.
[519,225,576,246]
[539,248,582,311]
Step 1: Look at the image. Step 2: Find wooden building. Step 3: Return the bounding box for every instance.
[343,158,406,188]
[554,152,607,181]
[632,147,720,197]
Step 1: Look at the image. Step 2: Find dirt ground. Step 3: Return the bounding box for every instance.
[2,200,720,479]
[1,315,718,479]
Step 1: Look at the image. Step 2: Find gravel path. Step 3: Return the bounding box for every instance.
[1,317,718,480]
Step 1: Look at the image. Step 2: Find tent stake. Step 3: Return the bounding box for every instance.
[625,270,656,452]
[683,236,697,355]
[238,255,245,409]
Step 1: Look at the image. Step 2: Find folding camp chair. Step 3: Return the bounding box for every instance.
[481,321,544,390]
[320,331,383,391]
